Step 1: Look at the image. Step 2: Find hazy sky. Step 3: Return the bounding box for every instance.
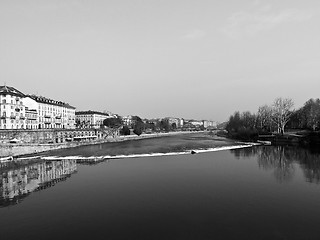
[1,0,320,122]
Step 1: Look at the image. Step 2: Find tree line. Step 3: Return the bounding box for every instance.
[103,116,175,136]
[225,97,320,140]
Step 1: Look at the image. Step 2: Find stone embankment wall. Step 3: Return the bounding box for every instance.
[1,143,74,157]
[0,128,120,157]
[0,128,116,144]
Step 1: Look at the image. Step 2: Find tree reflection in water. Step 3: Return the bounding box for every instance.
[231,146,320,184]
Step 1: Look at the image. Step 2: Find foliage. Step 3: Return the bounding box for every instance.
[120,125,130,135]
[131,116,142,122]
[226,111,258,140]
[133,121,144,136]
[288,98,320,131]
[144,121,156,131]
[301,98,320,130]
[226,111,256,133]
[103,117,122,128]
[160,119,170,132]
[130,115,145,135]
[256,105,274,132]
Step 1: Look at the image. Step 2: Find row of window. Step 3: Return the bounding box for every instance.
[1,112,24,117]
[1,99,23,105]
[1,119,25,124]
[0,123,74,129]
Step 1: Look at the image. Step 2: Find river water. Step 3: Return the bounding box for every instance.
[1,133,320,239]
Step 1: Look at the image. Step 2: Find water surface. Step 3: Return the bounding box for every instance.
[1,134,320,239]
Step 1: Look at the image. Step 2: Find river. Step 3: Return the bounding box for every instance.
[1,132,320,239]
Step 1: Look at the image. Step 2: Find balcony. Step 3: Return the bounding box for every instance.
[10,116,16,119]
[27,116,37,120]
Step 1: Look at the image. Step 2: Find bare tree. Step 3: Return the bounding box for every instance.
[257,105,273,132]
[271,97,294,134]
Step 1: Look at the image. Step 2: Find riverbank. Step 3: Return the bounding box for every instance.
[219,129,320,147]
[0,131,205,158]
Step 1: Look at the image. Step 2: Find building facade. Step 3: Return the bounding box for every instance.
[75,110,110,129]
[202,120,217,129]
[0,86,26,129]
[25,95,76,129]
[0,85,76,130]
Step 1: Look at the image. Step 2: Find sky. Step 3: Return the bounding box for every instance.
[1,0,320,122]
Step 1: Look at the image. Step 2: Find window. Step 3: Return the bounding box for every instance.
[2,99,5,104]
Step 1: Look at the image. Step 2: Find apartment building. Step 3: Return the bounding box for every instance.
[76,110,110,129]
[0,86,26,129]
[202,120,217,129]
[24,95,76,129]
[0,85,76,129]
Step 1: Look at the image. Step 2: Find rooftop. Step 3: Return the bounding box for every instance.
[0,85,25,97]
[27,95,76,109]
[76,110,109,116]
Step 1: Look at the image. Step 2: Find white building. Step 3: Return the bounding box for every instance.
[24,95,76,129]
[202,120,217,129]
[0,86,26,129]
[122,115,133,127]
[0,85,76,130]
[189,120,203,126]
[25,109,38,129]
[76,110,110,129]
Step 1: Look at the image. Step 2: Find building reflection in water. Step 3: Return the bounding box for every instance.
[231,146,320,184]
[0,159,77,207]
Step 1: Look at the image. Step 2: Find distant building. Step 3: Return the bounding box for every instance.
[202,120,217,129]
[178,118,184,128]
[76,110,110,129]
[165,117,181,129]
[189,120,203,126]
[122,115,133,127]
